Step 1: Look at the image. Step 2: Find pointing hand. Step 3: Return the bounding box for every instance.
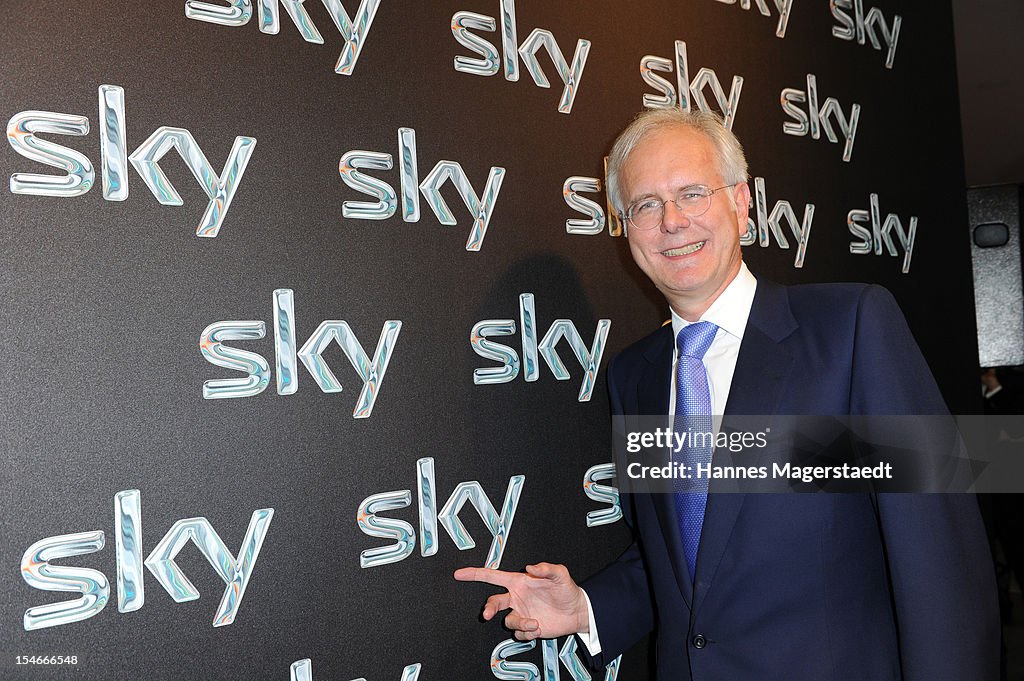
[454,563,589,641]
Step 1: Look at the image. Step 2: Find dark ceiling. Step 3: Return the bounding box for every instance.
[953,0,1024,187]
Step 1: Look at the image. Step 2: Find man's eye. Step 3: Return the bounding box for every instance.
[680,189,707,201]
[634,200,662,214]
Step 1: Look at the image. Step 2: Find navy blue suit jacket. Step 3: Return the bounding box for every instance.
[583,280,998,681]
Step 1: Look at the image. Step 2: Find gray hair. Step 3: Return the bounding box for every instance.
[606,109,749,214]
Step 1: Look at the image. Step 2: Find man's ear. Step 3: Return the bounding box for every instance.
[733,182,751,235]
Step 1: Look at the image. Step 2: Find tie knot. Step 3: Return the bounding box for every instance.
[677,321,718,360]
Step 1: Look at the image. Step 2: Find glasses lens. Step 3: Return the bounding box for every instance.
[626,186,721,230]
[676,187,712,218]
[629,203,663,230]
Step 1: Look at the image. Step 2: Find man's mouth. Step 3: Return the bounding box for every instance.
[662,241,705,257]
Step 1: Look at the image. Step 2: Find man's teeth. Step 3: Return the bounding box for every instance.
[664,242,705,256]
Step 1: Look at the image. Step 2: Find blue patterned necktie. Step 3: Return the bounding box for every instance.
[673,321,718,582]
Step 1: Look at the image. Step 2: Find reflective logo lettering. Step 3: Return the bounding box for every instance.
[358,457,525,569]
[740,177,815,268]
[186,0,382,76]
[640,41,744,130]
[290,659,422,681]
[831,0,902,69]
[583,463,621,527]
[6,85,256,236]
[563,176,605,235]
[451,0,592,113]
[847,193,917,273]
[200,289,402,417]
[20,490,273,630]
[471,294,611,402]
[714,0,794,38]
[781,74,861,162]
[340,128,506,251]
[490,637,621,681]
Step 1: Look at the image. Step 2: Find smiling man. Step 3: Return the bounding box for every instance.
[615,113,749,321]
[456,109,997,681]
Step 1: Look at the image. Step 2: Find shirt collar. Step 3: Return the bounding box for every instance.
[670,261,758,341]
[984,385,1003,399]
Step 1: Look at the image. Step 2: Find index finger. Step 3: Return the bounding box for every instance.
[453,566,518,588]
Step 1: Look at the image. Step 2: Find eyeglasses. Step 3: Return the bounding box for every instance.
[622,184,737,231]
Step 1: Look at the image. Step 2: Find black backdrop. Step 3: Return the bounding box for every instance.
[0,1,978,680]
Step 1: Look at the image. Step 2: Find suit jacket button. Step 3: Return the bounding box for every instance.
[692,634,706,649]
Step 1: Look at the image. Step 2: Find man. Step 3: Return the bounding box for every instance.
[456,109,998,680]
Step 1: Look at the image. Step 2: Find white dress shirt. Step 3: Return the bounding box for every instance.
[579,262,758,655]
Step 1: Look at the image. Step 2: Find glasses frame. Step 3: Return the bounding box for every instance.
[620,183,738,232]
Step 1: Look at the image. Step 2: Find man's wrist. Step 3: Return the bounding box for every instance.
[576,588,602,656]
[576,586,590,634]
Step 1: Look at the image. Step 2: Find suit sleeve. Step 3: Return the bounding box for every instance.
[851,285,999,681]
[578,353,656,668]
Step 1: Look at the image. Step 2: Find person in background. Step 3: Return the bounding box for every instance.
[980,366,1024,680]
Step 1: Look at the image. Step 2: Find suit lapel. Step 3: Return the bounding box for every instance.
[637,326,672,416]
[692,280,797,613]
[637,327,694,606]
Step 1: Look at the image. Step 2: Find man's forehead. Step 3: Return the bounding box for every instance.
[622,127,720,194]
[630,125,713,160]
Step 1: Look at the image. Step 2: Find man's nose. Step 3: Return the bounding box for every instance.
[661,200,691,232]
